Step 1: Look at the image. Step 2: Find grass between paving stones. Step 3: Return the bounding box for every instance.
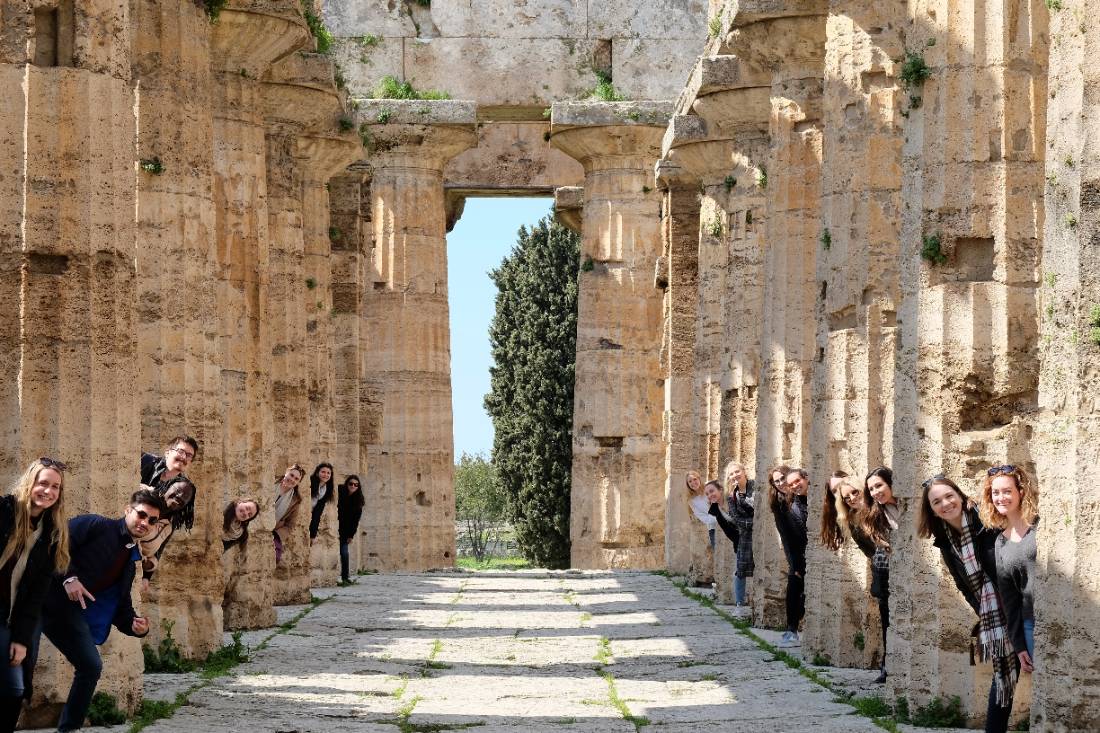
[455,556,531,570]
[665,576,901,732]
[125,594,330,732]
[594,636,613,665]
[600,671,650,730]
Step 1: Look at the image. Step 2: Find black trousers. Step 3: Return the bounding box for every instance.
[878,593,890,668]
[785,570,805,632]
[985,681,1012,733]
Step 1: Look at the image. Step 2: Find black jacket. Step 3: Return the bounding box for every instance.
[0,496,61,646]
[337,486,363,542]
[931,506,998,616]
[309,479,335,539]
[774,494,808,575]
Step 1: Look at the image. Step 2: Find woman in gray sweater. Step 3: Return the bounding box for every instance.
[979,464,1038,674]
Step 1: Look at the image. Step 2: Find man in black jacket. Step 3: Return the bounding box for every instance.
[41,490,166,731]
[139,435,197,493]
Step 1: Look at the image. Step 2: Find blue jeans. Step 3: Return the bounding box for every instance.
[0,624,27,698]
[707,528,715,549]
[734,575,747,605]
[41,600,103,731]
[339,539,350,581]
[1023,618,1034,658]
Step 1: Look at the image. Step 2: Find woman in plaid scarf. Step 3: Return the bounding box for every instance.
[918,475,1018,733]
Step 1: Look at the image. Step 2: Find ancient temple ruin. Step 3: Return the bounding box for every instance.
[1,0,1097,729]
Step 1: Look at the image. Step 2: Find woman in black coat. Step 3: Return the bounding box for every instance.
[0,458,71,732]
[337,475,364,583]
[918,475,1016,733]
[308,463,335,542]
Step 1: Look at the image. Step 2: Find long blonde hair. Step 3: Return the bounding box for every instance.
[978,464,1039,530]
[1,459,71,573]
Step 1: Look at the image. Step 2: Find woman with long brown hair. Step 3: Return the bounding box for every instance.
[0,458,71,731]
[857,467,898,683]
[773,466,808,647]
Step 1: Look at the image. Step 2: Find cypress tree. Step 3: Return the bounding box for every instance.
[484,213,579,569]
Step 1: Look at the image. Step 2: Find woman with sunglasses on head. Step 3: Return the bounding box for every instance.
[337,476,364,584]
[858,467,898,683]
[918,474,1016,733]
[0,458,71,731]
[722,462,755,606]
[979,465,1039,677]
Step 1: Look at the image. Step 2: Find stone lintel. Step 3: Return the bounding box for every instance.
[726,0,829,26]
[210,1,310,76]
[550,100,673,131]
[554,186,584,233]
[355,99,477,127]
[675,55,771,115]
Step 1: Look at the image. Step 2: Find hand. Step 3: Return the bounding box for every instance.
[141,578,150,594]
[1017,650,1034,673]
[64,578,95,609]
[132,617,150,635]
[9,642,26,667]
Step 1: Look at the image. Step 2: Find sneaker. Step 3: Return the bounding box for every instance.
[778,630,800,647]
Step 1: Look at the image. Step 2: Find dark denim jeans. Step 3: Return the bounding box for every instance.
[785,571,805,633]
[41,601,103,731]
[985,680,1012,733]
[339,539,350,581]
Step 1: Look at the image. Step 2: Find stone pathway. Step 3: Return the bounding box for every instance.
[123,570,928,733]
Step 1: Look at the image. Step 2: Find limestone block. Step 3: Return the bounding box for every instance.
[445,122,584,194]
[612,38,707,102]
[431,0,588,38]
[321,0,416,37]
[589,0,708,39]
[554,186,584,233]
[327,35,404,100]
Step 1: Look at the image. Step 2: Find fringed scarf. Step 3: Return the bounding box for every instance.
[952,511,1017,706]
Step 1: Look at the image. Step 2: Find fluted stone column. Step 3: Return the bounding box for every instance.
[212,0,308,628]
[0,0,144,721]
[1034,4,1100,728]
[299,131,362,587]
[551,101,671,569]
[130,0,225,660]
[357,100,475,571]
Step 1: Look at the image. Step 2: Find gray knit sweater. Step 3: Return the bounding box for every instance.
[994,523,1037,655]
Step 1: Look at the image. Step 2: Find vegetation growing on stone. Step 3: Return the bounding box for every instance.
[373,75,451,100]
[592,71,625,102]
[820,228,832,250]
[338,115,355,131]
[707,216,723,237]
[142,620,195,672]
[899,50,932,90]
[723,175,736,191]
[199,0,227,22]
[755,165,767,189]
[485,215,579,569]
[1088,305,1100,345]
[140,156,164,175]
[920,233,947,265]
[708,14,723,39]
[87,692,127,726]
[301,0,334,54]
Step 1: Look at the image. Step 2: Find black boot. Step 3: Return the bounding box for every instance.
[0,695,24,733]
[874,662,887,684]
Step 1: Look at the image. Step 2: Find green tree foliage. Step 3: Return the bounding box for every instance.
[454,452,506,562]
[484,214,579,569]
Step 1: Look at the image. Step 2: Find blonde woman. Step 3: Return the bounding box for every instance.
[685,470,716,548]
[0,458,71,731]
[979,465,1039,674]
[722,462,755,606]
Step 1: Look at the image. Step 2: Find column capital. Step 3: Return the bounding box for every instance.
[676,55,771,115]
[724,11,826,81]
[262,53,342,132]
[297,131,362,182]
[553,186,584,233]
[355,100,478,170]
[210,1,310,77]
[549,101,672,169]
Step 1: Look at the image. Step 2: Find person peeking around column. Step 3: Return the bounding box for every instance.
[138,476,196,590]
[307,463,335,543]
[139,435,198,493]
[685,470,716,549]
[918,475,1017,733]
[337,476,364,585]
[774,466,808,648]
[37,490,166,733]
[722,461,755,607]
[979,465,1038,676]
[0,458,71,733]
[272,464,305,565]
[860,466,898,684]
[222,498,259,554]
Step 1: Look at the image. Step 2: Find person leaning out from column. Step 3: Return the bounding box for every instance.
[772,466,808,647]
[918,475,1017,733]
[821,470,878,555]
[36,490,166,732]
[272,464,305,565]
[222,497,260,554]
[979,465,1039,677]
[138,476,196,591]
[307,462,335,543]
[337,475,364,585]
[685,470,716,549]
[722,461,755,607]
[860,466,899,684]
[0,458,71,733]
[139,435,198,493]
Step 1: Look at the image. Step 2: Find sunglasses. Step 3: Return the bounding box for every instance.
[130,508,161,523]
[40,456,68,472]
[987,464,1016,476]
[921,473,947,489]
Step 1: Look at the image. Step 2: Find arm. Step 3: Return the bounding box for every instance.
[112,564,147,637]
[309,501,324,539]
[140,522,175,580]
[8,537,58,646]
[708,503,739,544]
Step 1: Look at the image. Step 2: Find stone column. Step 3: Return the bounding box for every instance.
[551,102,671,569]
[802,1,906,670]
[890,0,1047,720]
[654,156,704,581]
[130,0,225,660]
[298,131,362,587]
[0,0,144,721]
[211,1,308,628]
[1034,5,1100,729]
[357,101,476,571]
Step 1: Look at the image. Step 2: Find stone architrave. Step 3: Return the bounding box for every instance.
[0,0,144,721]
[130,0,227,662]
[297,130,362,587]
[889,0,1047,720]
[1033,3,1100,726]
[211,0,309,630]
[356,100,476,571]
[551,101,672,569]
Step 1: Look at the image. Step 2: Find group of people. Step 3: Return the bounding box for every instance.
[688,461,1038,733]
[0,436,367,732]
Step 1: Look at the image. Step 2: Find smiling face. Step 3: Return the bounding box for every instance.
[990,475,1022,517]
[840,482,865,510]
[30,467,62,517]
[318,466,332,483]
[867,475,894,505]
[703,483,723,504]
[125,503,162,538]
[927,483,963,524]
[163,482,194,513]
[235,500,259,523]
[165,441,195,473]
[281,467,304,491]
[785,472,807,495]
[346,478,361,494]
[725,464,745,488]
[686,473,702,493]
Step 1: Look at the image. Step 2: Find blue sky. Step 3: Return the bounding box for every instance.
[447,197,554,460]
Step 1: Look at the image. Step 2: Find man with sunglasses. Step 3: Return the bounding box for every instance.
[140,434,198,492]
[37,490,167,731]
